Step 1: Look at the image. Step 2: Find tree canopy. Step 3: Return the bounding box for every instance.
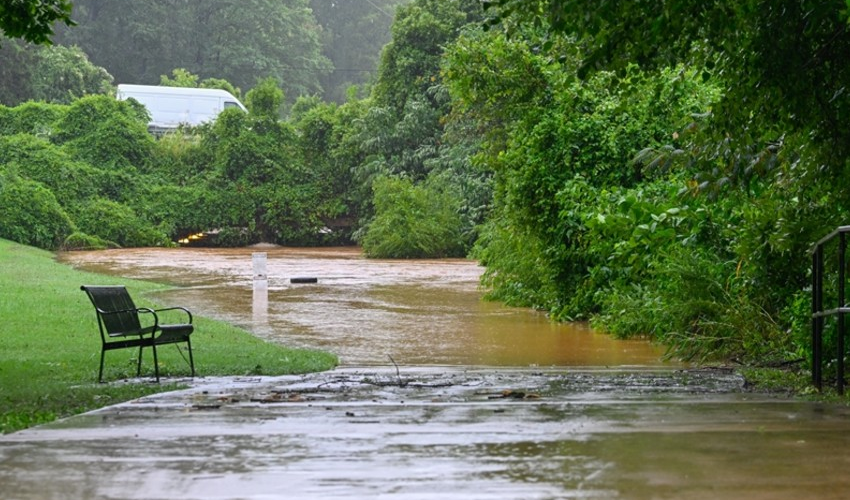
[309,0,407,102]
[483,1,850,182]
[0,0,74,44]
[55,0,331,99]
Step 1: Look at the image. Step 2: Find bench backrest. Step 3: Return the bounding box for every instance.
[80,285,142,336]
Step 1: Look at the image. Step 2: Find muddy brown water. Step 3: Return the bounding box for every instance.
[1,246,843,499]
[58,246,668,367]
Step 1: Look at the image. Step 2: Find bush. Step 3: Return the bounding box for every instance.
[245,77,284,118]
[149,130,204,182]
[0,134,101,203]
[595,246,791,363]
[359,175,465,258]
[0,101,66,137]
[53,95,153,169]
[73,198,171,248]
[0,173,74,250]
[474,215,561,312]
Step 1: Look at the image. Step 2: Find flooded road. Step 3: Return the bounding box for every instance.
[3,367,850,500]
[59,247,668,367]
[3,246,840,499]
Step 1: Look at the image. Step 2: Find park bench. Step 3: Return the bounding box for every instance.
[80,285,195,383]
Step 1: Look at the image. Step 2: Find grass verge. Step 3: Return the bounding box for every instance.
[0,238,338,433]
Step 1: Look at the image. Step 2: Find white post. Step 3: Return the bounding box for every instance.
[252,252,268,325]
[252,252,267,281]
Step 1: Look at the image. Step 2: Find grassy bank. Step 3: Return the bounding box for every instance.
[0,238,338,433]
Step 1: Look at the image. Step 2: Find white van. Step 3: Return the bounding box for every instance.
[116,84,247,132]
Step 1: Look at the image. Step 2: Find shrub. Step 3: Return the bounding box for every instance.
[72,198,171,248]
[0,134,101,203]
[474,215,561,312]
[0,101,66,137]
[359,175,465,258]
[149,130,204,182]
[245,77,284,118]
[595,246,791,363]
[0,173,74,250]
[53,95,153,169]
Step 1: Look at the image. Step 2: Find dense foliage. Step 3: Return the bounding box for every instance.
[1,0,843,368]
[53,0,330,99]
[464,0,850,365]
[0,39,112,106]
[0,84,357,249]
[360,175,465,258]
[0,0,73,44]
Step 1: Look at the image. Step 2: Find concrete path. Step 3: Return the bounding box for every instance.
[2,367,850,499]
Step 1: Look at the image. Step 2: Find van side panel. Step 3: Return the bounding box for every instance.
[116,84,247,130]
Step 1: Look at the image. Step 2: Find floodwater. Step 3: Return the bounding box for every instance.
[58,246,668,368]
[4,367,850,500]
[8,246,842,499]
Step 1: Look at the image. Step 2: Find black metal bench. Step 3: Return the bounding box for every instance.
[80,285,195,382]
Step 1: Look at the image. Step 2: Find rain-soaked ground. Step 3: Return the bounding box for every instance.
[4,367,850,499]
[2,247,850,499]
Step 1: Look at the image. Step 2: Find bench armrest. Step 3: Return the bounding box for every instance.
[153,306,193,324]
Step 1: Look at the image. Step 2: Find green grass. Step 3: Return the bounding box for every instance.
[0,238,338,433]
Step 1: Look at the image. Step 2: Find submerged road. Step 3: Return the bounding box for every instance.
[3,366,850,499]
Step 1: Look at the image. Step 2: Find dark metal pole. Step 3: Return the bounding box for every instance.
[813,248,823,391]
[836,232,847,394]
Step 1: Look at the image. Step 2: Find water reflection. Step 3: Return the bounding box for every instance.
[59,247,670,367]
[252,279,268,326]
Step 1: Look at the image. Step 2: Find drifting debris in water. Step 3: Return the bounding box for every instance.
[488,390,542,400]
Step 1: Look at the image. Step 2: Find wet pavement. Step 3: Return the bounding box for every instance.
[4,366,850,499]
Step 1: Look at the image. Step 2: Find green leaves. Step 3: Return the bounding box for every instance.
[0,0,74,45]
[0,39,113,106]
[245,78,284,118]
[0,171,74,249]
[359,175,465,258]
[55,0,329,99]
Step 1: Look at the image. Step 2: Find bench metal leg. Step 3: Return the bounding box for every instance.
[152,343,160,383]
[98,349,106,383]
[187,338,195,377]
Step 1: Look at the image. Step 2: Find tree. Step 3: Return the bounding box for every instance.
[0,39,113,105]
[309,0,407,102]
[0,0,74,44]
[354,0,484,192]
[0,39,32,104]
[483,1,850,186]
[55,0,331,101]
[29,44,113,103]
[159,68,241,99]
[245,78,284,118]
[373,0,482,111]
